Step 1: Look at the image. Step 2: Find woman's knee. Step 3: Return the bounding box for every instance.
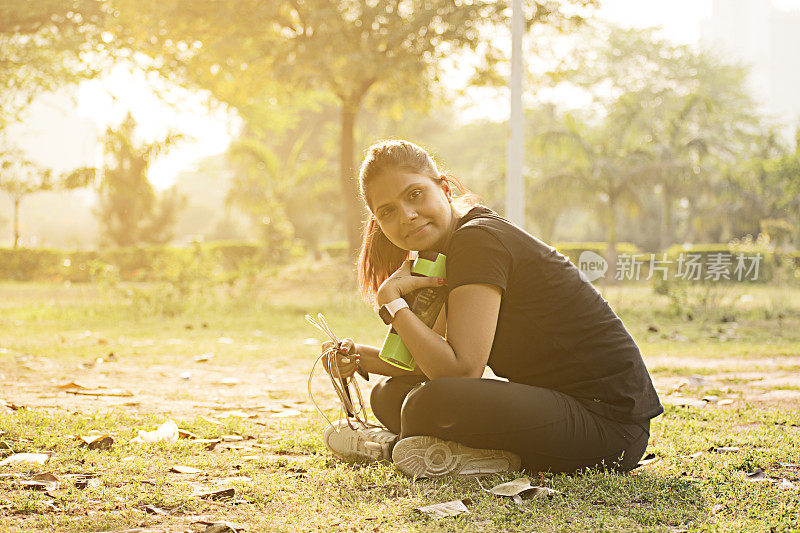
[370,376,424,416]
[400,378,467,435]
[369,378,389,408]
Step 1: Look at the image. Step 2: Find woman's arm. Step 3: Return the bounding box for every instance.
[326,308,447,379]
[352,308,446,377]
[386,283,501,379]
[352,342,425,377]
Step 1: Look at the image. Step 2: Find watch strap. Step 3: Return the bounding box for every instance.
[379,297,409,325]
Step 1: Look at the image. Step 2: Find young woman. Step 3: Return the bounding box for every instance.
[322,139,663,478]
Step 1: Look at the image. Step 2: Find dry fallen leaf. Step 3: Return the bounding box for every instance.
[201,416,223,425]
[0,399,24,411]
[131,419,179,443]
[267,408,302,418]
[221,435,244,442]
[178,429,200,439]
[486,477,562,504]
[745,468,768,481]
[67,389,134,397]
[487,477,536,497]
[20,472,60,491]
[56,381,88,390]
[80,435,114,450]
[193,487,236,500]
[636,453,659,468]
[69,474,100,490]
[215,411,257,419]
[0,453,50,466]
[663,397,707,408]
[144,505,171,516]
[709,446,739,454]
[195,521,246,533]
[170,465,201,474]
[193,438,222,450]
[415,498,471,517]
[676,375,710,389]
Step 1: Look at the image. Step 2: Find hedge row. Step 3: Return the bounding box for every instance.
[562,243,800,283]
[0,242,263,282]
[554,242,640,264]
[1,242,798,283]
[317,241,644,264]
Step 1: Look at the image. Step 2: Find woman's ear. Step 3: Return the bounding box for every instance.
[439,176,452,199]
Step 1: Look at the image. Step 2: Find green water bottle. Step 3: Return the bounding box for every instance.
[379,251,447,371]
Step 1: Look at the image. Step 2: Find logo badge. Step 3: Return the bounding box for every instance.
[578,250,608,283]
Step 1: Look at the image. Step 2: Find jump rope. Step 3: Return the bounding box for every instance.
[305,313,381,431]
[304,253,448,433]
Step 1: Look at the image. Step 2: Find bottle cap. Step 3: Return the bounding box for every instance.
[411,252,446,278]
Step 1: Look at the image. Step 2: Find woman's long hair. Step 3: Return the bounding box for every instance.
[357,139,478,304]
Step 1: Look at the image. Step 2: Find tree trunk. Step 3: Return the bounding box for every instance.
[605,197,618,285]
[539,213,558,244]
[660,187,673,250]
[339,101,365,258]
[13,197,20,249]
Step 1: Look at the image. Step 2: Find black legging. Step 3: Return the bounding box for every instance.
[370,376,650,474]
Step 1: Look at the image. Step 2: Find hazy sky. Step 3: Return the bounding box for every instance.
[73,0,787,188]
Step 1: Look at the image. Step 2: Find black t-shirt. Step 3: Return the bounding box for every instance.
[445,206,663,423]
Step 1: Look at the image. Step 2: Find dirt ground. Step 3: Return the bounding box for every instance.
[3,348,799,422]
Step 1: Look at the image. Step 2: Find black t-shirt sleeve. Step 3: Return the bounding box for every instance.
[446,226,512,291]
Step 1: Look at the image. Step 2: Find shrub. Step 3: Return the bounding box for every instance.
[319,241,349,259]
[0,241,277,283]
[554,242,640,265]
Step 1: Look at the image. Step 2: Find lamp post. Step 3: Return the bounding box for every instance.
[505,0,525,227]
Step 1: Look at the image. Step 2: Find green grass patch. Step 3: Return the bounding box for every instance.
[1,269,799,531]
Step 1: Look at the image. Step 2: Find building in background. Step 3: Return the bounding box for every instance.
[701,0,800,131]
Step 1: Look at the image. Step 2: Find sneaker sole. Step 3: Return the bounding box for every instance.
[323,423,394,462]
[392,435,521,478]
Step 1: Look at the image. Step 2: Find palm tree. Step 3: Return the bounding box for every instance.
[537,113,650,277]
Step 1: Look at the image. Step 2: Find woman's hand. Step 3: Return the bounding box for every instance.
[376,260,446,306]
[321,338,358,378]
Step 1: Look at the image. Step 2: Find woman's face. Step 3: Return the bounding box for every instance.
[367,171,456,252]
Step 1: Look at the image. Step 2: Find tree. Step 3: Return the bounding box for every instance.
[0,0,109,128]
[226,123,336,259]
[0,148,94,248]
[97,113,185,247]
[110,0,596,255]
[728,128,800,248]
[546,24,769,248]
[537,111,650,272]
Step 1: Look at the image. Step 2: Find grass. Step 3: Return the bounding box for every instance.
[1,261,799,532]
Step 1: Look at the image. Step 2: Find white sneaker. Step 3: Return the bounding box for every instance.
[323,420,398,462]
[392,435,521,478]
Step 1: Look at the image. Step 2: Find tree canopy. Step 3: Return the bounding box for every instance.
[0,0,109,128]
[108,0,596,254]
